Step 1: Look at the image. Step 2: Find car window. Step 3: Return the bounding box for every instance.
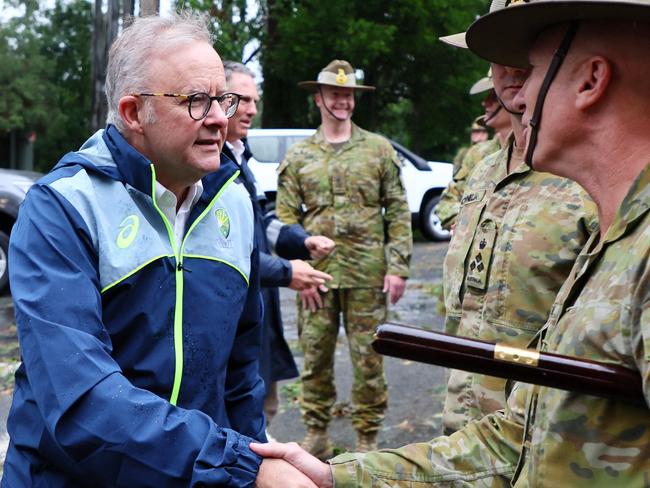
[248,136,284,163]
[248,134,310,164]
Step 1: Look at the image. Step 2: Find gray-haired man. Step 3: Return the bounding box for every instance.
[3,14,318,487]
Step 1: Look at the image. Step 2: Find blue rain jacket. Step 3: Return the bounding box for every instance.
[2,125,266,487]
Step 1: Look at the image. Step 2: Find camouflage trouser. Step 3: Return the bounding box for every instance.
[297,287,387,434]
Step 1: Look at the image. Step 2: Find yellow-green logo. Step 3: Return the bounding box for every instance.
[117,214,140,249]
[336,68,348,85]
[215,208,230,238]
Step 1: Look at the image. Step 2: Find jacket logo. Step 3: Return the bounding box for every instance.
[215,208,230,238]
[116,214,140,249]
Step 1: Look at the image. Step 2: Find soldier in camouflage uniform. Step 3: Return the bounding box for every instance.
[251,0,650,486]
[275,59,412,458]
[450,116,489,176]
[435,70,509,230]
[438,4,598,434]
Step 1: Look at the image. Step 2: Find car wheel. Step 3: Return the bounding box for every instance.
[421,196,451,242]
[0,230,9,294]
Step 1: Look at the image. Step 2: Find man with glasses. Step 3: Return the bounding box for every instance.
[275,59,412,458]
[2,14,318,488]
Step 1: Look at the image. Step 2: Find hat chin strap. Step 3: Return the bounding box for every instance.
[318,86,352,122]
[525,21,579,168]
[496,93,524,116]
[484,104,503,123]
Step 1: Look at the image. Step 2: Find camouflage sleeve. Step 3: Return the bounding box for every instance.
[435,179,463,230]
[452,146,470,176]
[434,144,485,229]
[382,146,412,278]
[275,151,303,226]
[330,382,530,487]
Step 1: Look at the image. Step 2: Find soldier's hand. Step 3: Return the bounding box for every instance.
[304,235,336,260]
[289,260,332,291]
[251,442,333,488]
[383,275,407,305]
[300,285,328,312]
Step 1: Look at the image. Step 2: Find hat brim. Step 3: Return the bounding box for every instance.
[469,77,494,95]
[466,1,650,68]
[474,116,488,129]
[439,31,468,48]
[297,80,376,92]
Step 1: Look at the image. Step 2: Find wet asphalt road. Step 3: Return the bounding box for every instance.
[269,240,450,451]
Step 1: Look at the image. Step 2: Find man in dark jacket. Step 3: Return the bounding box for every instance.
[222,61,334,432]
[2,14,319,488]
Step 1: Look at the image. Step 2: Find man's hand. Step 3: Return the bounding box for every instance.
[300,284,328,312]
[289,260,332,291]
[304,236,336,260]
[383,275,407,305]
[256,457,319,488]
[251,442,334,488]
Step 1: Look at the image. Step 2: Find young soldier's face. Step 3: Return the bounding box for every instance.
[316,85,355,121]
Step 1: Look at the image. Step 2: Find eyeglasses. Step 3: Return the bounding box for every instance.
[132,92,241,120]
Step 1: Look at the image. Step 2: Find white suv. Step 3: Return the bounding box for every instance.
[246,128,452,241]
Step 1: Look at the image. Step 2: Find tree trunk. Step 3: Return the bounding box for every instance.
[90,0,108,132]
[90,0,122,132]
[140,0,159,15]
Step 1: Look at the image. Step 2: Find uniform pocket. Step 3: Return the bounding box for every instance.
[466,218,498,292]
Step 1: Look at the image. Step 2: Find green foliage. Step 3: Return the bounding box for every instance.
[0,0,495,168]
[260,0,490,160]
[175,0,264,63]
[0,0,92,171]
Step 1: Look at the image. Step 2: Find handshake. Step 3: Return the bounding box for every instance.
[252,441,334,488]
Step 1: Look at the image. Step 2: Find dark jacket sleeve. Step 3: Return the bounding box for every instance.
[8,185,262,487]
[269,221,312,261]
[259,251,292,288]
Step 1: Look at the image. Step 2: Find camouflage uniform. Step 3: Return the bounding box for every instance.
[435,137,501,229]
[442,140,598,433]
[329,164,650,488]
[276,123,412,433]
[451,145,470,176]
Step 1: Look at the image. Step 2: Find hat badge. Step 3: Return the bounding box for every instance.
[336,69,348,85]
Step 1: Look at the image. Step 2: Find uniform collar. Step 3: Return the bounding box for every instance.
[312,122,365,151]
[601,163,650,244]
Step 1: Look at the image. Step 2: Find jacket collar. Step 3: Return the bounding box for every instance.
[311,122,365,151]
[64,124,239,201]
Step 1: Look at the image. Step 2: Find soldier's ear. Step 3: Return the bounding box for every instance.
[575,56,611,110]
[313,92,323,108]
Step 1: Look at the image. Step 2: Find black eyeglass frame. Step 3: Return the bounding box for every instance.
[132,92,241,120]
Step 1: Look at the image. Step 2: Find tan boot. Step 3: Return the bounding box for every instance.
[300,426,333,460]
[356,431,378,452]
